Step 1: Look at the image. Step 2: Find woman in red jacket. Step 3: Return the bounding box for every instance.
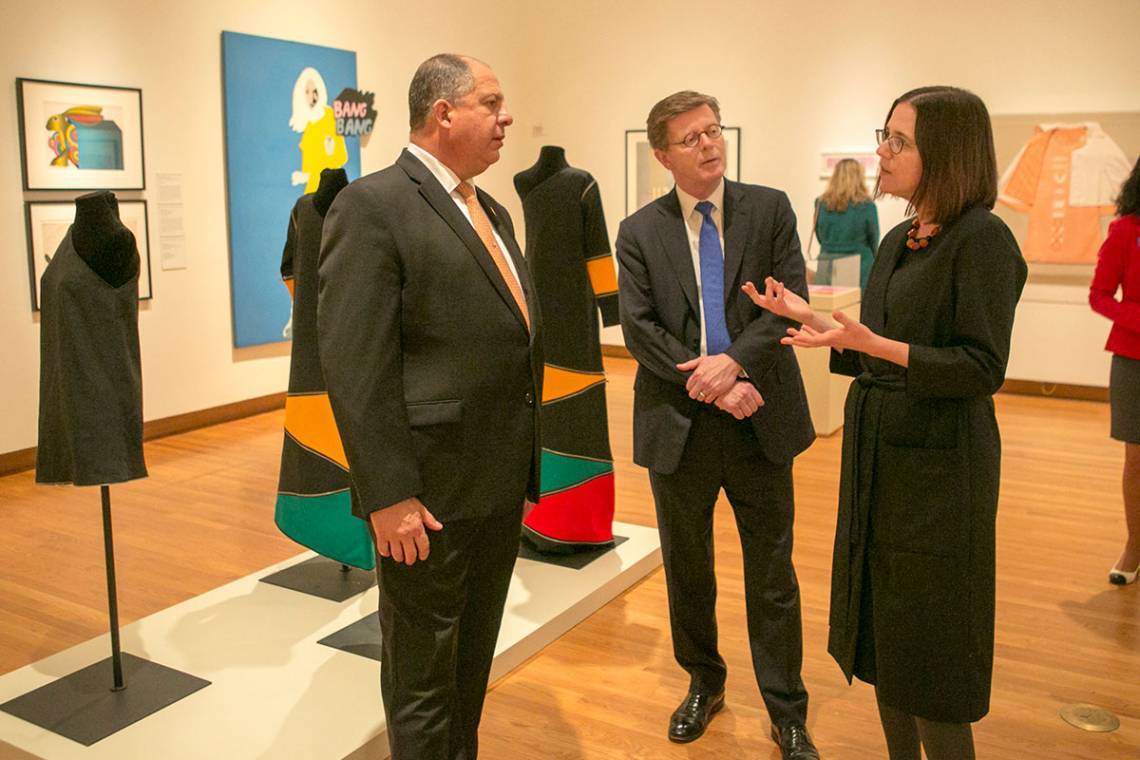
[1090,155,1140,586]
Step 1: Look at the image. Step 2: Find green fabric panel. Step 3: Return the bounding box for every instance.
[275,491,375,570]
[540,449,613,495]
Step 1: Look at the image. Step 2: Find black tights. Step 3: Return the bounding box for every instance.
[876,688,975,760]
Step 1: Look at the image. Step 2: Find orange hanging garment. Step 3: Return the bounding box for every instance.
[999,122,1130,264]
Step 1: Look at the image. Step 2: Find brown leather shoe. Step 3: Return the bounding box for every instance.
[770,722,820,759]
[667,690,725,743]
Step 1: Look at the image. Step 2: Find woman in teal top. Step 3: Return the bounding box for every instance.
[814,158,880,290]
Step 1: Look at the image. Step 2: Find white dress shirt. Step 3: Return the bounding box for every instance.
[405,142,523,288]
[675,179,726,357]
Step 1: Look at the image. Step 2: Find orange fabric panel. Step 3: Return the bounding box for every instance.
[283,393,348,469]
[283,277,295,298]
[586,255,618,296]
[1001,127,1105,264]
[542,365,606,404]
[1024,129,1097,264]
[1000,129,1049,212]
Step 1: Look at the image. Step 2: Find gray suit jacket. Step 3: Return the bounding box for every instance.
[616,180,815,473]
[318,150,543,521]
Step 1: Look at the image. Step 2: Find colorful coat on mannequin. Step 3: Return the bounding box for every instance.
[517,166,618,550]
[276,188,374,569]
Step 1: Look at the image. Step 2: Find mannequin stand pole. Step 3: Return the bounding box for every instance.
[0,485,210,745]
[100,485,125,691]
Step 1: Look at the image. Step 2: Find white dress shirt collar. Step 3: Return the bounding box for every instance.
[405,142,477,195]
[403,142,523,288]
[676,178,726,224]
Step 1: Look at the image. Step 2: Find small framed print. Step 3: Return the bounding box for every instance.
[819,151,879,180]
[25,200,153,311]
[16,78,145,191]
[625,127,741,216]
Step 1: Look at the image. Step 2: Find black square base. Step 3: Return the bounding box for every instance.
[518,535,628,570]
[259,555,376,602]
[0,654,209,746]
[317,614,382,661]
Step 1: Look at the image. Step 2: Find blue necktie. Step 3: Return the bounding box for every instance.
[696,200,731,355]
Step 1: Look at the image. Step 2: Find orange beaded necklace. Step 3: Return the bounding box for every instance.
[906,219,941,250]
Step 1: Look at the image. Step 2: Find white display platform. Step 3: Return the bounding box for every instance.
[0,522,662,759]
[795,285,861,436]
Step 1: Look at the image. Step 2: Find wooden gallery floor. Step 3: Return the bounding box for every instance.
[1,357,1137,759]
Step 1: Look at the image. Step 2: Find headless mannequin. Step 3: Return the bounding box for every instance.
[71,191,139,288]
[513,145,569,199]
[313,167,349,216]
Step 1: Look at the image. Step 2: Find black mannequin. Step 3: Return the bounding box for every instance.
[313,167,349,216]
[514,145,570,199]
[71,191,139,288]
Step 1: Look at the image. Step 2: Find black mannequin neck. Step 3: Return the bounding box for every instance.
[71,191,138,287]
[313,167,349,216]
[514,146,570,198]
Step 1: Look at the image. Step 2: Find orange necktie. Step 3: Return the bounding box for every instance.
[456,181,530,330]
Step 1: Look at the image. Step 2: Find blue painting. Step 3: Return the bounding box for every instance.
[222,31,361,348]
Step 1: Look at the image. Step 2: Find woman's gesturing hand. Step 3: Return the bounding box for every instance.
[742,277,814,325]
[781,310,876,352]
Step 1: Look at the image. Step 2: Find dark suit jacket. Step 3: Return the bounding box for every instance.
[616,180,814,474]
[317,149,543,522]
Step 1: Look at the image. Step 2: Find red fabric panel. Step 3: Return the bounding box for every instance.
[524,472,615,543]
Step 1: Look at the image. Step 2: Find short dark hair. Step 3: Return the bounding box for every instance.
[408,54,475,131]
[646,91,721,150]
[880,86,998,225]
[1116,156,1140,218]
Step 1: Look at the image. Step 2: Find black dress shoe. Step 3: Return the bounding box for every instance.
[770,723,820,759]
[667,689,725,743]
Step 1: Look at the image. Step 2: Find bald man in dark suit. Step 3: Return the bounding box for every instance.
[318,54,541,760]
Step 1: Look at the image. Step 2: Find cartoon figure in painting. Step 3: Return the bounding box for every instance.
[289,67,348,193]
[45,106,123,170]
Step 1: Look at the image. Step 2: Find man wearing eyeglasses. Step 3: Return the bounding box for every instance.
[616,90,820,759]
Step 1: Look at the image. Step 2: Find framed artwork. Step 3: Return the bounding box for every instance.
[991,112,1140,270]
[819,151,879,180]
[25,200,153,311]
[221,31,362,348]
[625,127,741,216]
[16,78,145,191]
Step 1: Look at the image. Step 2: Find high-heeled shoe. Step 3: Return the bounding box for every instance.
[1109,564,1139,585]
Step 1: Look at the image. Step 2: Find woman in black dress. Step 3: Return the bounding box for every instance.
[745,87,1027,759]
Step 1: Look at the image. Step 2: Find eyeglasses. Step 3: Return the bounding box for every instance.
[875,129,908,155]
[672,124,724,148]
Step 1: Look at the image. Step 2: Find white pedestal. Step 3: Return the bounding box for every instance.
[795,285,862,436]
[0,523,662,760]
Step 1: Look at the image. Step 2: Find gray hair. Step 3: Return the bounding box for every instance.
[408,54,475,131]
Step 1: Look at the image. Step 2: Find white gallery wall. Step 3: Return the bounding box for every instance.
[0,0,533,455]
[2,0,1139,456]
[507,0,1140,387]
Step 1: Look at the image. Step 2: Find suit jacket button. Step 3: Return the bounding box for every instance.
[525,391,534,406]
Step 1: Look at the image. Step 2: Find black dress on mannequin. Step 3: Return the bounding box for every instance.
[514,147,619,551]
[71,191,139,288]
[37,191,147,485]
[275,168,375,570]
[18,194,208,742]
